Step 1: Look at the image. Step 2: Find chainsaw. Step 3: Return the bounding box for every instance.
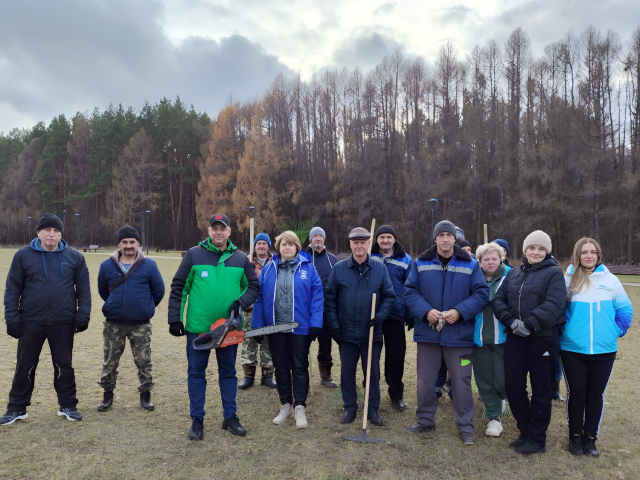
[192,309,299,351]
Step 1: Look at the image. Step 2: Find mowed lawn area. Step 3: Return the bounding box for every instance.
[0,247,638,479]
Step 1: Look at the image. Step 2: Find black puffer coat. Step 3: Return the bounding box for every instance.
[493,254,566,337]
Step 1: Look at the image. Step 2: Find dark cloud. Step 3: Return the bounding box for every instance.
[332,29,405,72]
[0,0,293,132]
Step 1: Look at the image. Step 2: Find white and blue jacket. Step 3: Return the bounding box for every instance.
[371,240,413,321]
[474,264,511,347]
[251,249,324,335]
[561,264,633,355]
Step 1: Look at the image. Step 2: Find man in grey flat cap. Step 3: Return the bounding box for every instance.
[325,227,395,426]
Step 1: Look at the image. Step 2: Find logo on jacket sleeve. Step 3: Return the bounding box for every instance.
[300,270,308,280]
[201,271,209,278]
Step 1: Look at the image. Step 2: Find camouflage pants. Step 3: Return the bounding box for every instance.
[98,322,153,393]
[241,313,273,367]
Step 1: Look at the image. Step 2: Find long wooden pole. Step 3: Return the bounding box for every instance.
[361,218,376,435]
[483,223,488,244]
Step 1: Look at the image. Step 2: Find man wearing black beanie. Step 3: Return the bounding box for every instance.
[1,213,91,425]
[96,225,165,412]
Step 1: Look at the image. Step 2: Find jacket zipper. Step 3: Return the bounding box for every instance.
[517,267,531,324]
[590,302,594,354]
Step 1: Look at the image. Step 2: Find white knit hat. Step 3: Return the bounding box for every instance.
[523,230,552,253]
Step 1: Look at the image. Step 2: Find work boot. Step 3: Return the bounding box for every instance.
[97,391,114,412]
[583,435,599,457]
[318,364,337,388]
[294,405,308,429]
[140,391,154,411]
[552,380,565,402]
[238,365,255,390]
[260,366,277,389]
[189,420,203,441]
[569,435,585,455]
[58,407,82,421]
[221,414,246,436]
[0,409,27,426]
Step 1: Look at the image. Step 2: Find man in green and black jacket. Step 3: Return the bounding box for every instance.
[168,214,259,440]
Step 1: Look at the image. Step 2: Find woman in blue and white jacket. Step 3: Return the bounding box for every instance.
[562,238,633,457]
[252,231,324,429]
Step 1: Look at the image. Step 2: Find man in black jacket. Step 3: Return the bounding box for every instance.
[1,213,91,425]
[306,226,338,388]
[325,227,395,426]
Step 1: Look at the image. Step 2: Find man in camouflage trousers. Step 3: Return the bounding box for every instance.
[239,233,277,390]
[96,226,165,412]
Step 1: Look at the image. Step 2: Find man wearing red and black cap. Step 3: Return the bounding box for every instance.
[169,213,259,440]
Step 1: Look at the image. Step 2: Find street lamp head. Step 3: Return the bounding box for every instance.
[429,198,438,211]
[146,210,151,215]
[28,216,32,220]
[75,213,79,218]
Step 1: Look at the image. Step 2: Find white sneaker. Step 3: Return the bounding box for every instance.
[486,419,503,437]
[273,404,293,425]
[294,405,307,429]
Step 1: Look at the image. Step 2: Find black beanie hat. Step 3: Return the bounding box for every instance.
[37,213,64,233]
[118,225,141,243]
[375,225,397,240]
[455,238,472,249]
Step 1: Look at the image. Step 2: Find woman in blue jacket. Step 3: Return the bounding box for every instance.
[562,238,633,457]
[252,231,324,429]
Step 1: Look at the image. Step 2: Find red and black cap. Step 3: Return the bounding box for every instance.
[209,214,230,227]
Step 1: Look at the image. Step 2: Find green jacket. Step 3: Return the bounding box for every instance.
[168,238,259,334]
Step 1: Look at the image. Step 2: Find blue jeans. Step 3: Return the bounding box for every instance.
[186,333,238,421]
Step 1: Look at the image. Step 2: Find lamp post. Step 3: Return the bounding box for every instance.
[27,216,32,243]
[145,210,151,255]
[429,198,438,243]
[75,214,80,250]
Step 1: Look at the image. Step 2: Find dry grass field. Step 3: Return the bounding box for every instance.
[0,248,638,479]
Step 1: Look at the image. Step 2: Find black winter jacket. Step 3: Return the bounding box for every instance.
[306,246,338,294]
[493,254,566,337]
[325,254,395,344]
[4,239,91,326]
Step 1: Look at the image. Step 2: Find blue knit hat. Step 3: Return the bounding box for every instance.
[493,238,509,254]
[254,233,271,248]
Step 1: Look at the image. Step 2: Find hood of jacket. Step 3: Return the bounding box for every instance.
[520,252,558,271]
[30,238,68,252]
[110,247,145,272]
[419,243,471,263]
[371,240,407,257]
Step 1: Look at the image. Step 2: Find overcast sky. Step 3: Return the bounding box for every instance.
[1,0,639,134]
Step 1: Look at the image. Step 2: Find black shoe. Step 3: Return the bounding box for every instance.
[340,410,357,424]
[58,407,82,421]
[515,442,546,455]
[261,376,277,389]
[569,436,585,455]
[140,391,154,411]
[189,420,203,441]
[583,435,599,457]
[391,399,406,411]
[98,391,114,412]
[321,379,338,388]
[0,409,27,426]
[221,414,246,436]
[509,435,527,449]
[367,413,383,426]
[238,377,254,390]
[409,424,436,434]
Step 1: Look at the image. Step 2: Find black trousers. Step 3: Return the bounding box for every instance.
[269,332,312,407]
[504,333,558,448]
[8,322,77,410]
[560,350,616,438]
[317,313,333,367]
[340,341,382,415]
[382,319,406,400]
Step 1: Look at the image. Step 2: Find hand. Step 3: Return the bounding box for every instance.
[74,321,89,334]
[426,309,442,324]
[511,319,531,337]
[309,327,322,341]
[442,309,461,324]
[229,311,242,331]
[330,328,342,344]
[229,301,242,319]
[253,335,264,345]
[370,315,383,328]
[169,322,185,337]
[7,322,23,339]
[406,318,415,331]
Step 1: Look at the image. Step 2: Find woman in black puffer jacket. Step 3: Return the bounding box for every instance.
[493,230,566,455]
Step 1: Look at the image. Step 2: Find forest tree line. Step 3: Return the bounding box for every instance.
[1,25,639,261]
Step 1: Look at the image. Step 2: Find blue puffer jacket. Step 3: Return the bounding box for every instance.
[561,263,633,355]
[4,239,91,325]
[325,254,396,344]
[98,249,165,325]
[404,245,489,347]
[371,240,412,321]
[252,250,324,335]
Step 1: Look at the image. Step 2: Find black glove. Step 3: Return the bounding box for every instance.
[369,315,383,327]
[309,327,322,341]
[330,328,342,344]
[406,317,415,331]
[7,322,23,339]
[229,310,242,331]
[253,335,264,345]
[229,301,241,319]
[169,322,185,337]
[74,321,89,334]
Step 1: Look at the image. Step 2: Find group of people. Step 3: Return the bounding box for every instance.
[1,213,633,459]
